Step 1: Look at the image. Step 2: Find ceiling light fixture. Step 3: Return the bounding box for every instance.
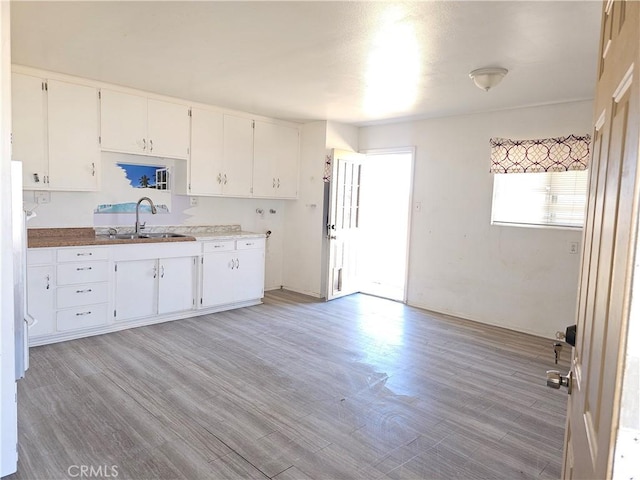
[469,67,508,92]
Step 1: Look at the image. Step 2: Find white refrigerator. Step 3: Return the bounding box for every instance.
[1,161,28,477]
[12,160,28,378]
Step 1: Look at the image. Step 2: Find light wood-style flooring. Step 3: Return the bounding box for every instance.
[7,290,570,480]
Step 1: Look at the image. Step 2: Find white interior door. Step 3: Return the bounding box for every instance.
[327,149,364,300]
[562,2,639,478]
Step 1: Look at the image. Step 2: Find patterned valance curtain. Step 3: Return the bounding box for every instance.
[490,134,591,173]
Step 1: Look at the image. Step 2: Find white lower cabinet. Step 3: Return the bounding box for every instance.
[201,238,265,308]
[114,256,196,322]
[158,257,197,314]
[26,264,55,337]
[114,259,157,321]
[27,236,263,345]
[54,247,109,332]
[27,246,109,339]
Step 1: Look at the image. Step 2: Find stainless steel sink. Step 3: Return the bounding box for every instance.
[105,233,146,239]
[139,233,188,238]
[99,232,188,240]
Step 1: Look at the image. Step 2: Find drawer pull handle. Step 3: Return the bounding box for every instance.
[76,267,93,271]
[75,311,92,316]
[76,252,93,256]
[76,289,92,294]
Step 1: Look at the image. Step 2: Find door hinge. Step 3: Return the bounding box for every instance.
[44,81,48,91]
[201,257,204,264]
[188,108,192,117]
[98,90,101,100]
[188,183,191,191]
[114,264,118,272]
[200,298,203,305]
[113,309,116,317]
[98,136,101,145]
[252,120,255,129]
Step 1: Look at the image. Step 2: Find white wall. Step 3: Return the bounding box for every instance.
[24,152,285,290]
[282,120,359,297]
[282,121,327,296]
[359,100,593,338]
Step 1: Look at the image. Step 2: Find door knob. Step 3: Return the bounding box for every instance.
[546,370,572,394]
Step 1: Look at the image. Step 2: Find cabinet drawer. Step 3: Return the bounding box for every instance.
[57,282,108,309]
[236,238,265,250]
[57,261,109,285]
[57,303,108,332]
[27,248,54,265]
[57,247,108,262]
[203,240,235,253]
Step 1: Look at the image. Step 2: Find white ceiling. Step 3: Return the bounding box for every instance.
[11,1,602,126]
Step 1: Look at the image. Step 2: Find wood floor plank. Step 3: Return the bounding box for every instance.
[7,290,569,479]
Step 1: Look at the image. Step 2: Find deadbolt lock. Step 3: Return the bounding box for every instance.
[546,370,572,394]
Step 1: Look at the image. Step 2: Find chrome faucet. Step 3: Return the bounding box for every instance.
[135,197,157,233]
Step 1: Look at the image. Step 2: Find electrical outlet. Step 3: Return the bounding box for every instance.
[189,196,198,207]
[35,191,50,204]
[569,242,579,254]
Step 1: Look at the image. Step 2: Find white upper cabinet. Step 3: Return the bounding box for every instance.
[100,89,190,160]
[12,72,47,189]
[147,99,190,159]
[189,107,224,196]
[222,114,254,197]
[11,72,100,191]
[253,121,299,198]
[47,79,100,191]
[99,89,147,154]
[189,111,254,197]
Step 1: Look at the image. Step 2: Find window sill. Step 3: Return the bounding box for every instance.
[491,221,583,231]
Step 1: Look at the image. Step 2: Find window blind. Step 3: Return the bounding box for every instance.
[492,170,589,228]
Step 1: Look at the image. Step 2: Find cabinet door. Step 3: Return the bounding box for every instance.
[100,89,147,154]
[223,115,254,197]
[190,107,224,195]
[275,124,300,198]
[147,99,190,159]
[158,257,195,314]
[235,248,265,302]
[26,265,55,337]
[12,72,48,189]
[252,120,278,197]
[47,79,100,191]
[253,122,299,198]
[114,259,157,321]
[201,252,235,307]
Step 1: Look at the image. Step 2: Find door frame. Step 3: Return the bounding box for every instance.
[359,147,416,303]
